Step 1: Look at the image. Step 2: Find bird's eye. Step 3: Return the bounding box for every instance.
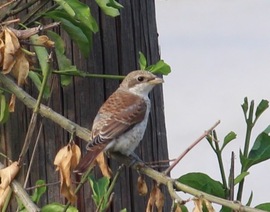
[137,76,144,82]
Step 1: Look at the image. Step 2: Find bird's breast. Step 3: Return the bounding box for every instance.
[105,98,151,155]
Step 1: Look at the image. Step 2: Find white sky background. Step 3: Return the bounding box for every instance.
[156,0,270,209]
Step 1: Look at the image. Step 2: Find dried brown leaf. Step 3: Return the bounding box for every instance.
[174,204,182,212]
[0,162,20,191]
[0,186,11,211]
[204,199,215,212]
[155,186,164,212]
[96,152,112,178]
[2,27,20,73]
[10,49,29,86]
[137,176,148,196]
[146,186,156,212]
[54,143,80,203]
[35,35,54,48]
[0,38,5,66]
[8,94,16,112]
[192,198,203,212]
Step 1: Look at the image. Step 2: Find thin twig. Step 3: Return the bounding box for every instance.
[164,120,221,175]
[0,0,16,10]
[0,18,20,25]
[25,181,60,191]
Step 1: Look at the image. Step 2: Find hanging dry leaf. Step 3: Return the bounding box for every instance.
[146,186,156,212]
[174,203,182,212]
[95,152,112,178]
[0,38,5,66]
[2,27,20,73]
[203,199,215,212]
[54,143,81,203]
[193,198,203,212]
[155,186,164,212]
[137,176,148,196]
[35,35,54,48]
[0,186,11,211]
[0,162,20,193]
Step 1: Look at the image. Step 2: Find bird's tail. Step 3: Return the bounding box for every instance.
[74,145,106,174]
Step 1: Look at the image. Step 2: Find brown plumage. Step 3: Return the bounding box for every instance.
[74,70,163,174]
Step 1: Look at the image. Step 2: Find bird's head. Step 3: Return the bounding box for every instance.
[120,70,164,97]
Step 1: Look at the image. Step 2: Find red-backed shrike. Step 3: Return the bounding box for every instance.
[74,70,164,173]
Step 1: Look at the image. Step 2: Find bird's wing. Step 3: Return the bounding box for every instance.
[88,90,147,148]
[74,90,147,174]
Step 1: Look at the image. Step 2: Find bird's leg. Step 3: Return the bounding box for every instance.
[128,152,144,167]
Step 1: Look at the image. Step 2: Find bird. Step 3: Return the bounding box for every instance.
[74,70,164,174]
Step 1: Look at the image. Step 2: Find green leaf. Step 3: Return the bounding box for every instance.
[41,203,78,212]
[221,131,237,150]
[147,60,171,75]
[88,175,110,209]
[234,172,249,185]
[28,71,50,98]
[46,10,93,57]
[246,191,253,206]
[0,93,9,124]
[255,99,269,121]
[177,172,225,198]
[54,0,98,32]
[95,0,123,17]
[30,35,50,76]
[255,203,270,211]
[241,125,270,170]
[241,97,248,118]
[120,209,127,212]
[138,51,147,70]
[47,31,79,86]
[31,180,46,204]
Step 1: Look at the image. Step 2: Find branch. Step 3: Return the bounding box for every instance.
[0,73,265,211]
[0,162,40,212]
[111,153,265,212]
[0,73,91,142]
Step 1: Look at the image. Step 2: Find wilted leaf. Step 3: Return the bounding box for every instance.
[10,49,29,86]
[8,94,16,112]
[241,125,270,170]
[54,143,81,203]
[146,186,156,212]
[95,0,123,17]
[255,202,270,211]
[2,27,20,73]
[88,174,110,210]
[177,173,225,198]
[193,198,203,212]
[155,186,164,212]
[0,186,11,211]
[146,186,164,212]
[95,152,112,178]
[221,131,236,150]
[137,176,148,196]
[41,203,78,212]
[234,172,249,185]
[0,38,4,66]
[0,162,20,193]
[174,203,188,212]
[203,199,215,212]
[34,35,54,48]
[139,51,147,70]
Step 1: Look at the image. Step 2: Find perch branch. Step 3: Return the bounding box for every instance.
[0,73,91,141]
[0,73,265,212]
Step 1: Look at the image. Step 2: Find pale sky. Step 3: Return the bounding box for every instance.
[156,0,270,209]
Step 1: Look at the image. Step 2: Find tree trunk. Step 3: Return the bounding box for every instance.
[0,0,170,211]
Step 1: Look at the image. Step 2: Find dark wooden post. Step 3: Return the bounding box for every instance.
[0,0,170,211]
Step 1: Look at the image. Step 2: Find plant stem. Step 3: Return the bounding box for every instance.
[237,101,254,201]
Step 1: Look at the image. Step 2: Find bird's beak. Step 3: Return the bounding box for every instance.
[149,77,164,85]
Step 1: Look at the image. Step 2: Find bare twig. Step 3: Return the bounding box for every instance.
[164,120,221,175]
[0,0,16,10]
[0,18,20,26]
